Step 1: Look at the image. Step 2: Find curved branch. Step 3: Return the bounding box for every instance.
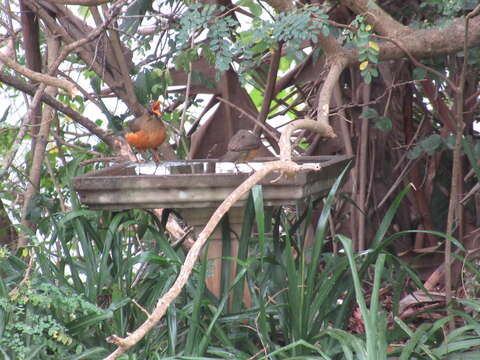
[279,118,336,161]
[316,56,349,127]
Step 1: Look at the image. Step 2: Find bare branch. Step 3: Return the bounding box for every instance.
[316,56,349,128]
[18,32,60,247]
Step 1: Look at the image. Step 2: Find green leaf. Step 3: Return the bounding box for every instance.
[368,67,379,77]
[407,145,423,159]
[134,71,149,105]
[375,116,392,132]
[239,0,262,16]
[420,133,442,154]
[252,185,265,260]
[360,107,378,119]
[120,0,153,33]
[321,25,330,37]
[413,67,427,80]
[362,71,372,84]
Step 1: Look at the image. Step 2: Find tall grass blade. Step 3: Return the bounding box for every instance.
[198,266,248,355]
[252,185,265,261]
[185,252,208,355]
[336,235,377,359]
[231,193,255,313]
[220,215,232,299]
[304,164,351,332]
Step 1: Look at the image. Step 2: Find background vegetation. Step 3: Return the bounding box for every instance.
[0,0,480,358]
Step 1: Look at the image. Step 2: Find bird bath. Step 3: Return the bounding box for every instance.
[72,155,352,298]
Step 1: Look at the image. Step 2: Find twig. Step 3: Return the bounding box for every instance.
[443,3,479,333]
[8,248,35,297]
[132,299,151,317]
[180,36,195,158]
[102,3,143,116]
[357,84,371,251]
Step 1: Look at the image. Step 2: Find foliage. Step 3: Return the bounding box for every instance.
[174,4,329,75]
[348,16,380,84]
[2,167,480,358]
[0,276,106,359]
[1,0,480,358]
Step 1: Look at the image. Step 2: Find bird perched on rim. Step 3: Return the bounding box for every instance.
[126,100,166,163]
[220,129,261,163]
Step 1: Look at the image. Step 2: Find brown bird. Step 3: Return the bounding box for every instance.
[220,129,261,162]
[126,101,166,163]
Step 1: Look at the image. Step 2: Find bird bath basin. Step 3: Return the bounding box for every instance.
[72,155,352,298]
[72,155,352,210]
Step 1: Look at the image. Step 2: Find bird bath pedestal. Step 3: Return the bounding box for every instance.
[72,155,352,299]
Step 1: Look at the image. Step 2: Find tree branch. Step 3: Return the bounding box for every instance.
[18,33,60,248]
[316,56,349,130]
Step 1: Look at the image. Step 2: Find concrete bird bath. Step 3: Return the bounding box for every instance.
[72,155,352,298]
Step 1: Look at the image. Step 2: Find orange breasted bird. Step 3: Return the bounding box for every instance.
[126,101,166,163]
[220,129,261,162]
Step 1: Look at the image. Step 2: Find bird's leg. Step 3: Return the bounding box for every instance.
[135,151,146,162]
[245,162,256,173]
[151,149,162,164]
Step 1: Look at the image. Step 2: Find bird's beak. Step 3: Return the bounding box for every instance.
[151,100,162,115]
